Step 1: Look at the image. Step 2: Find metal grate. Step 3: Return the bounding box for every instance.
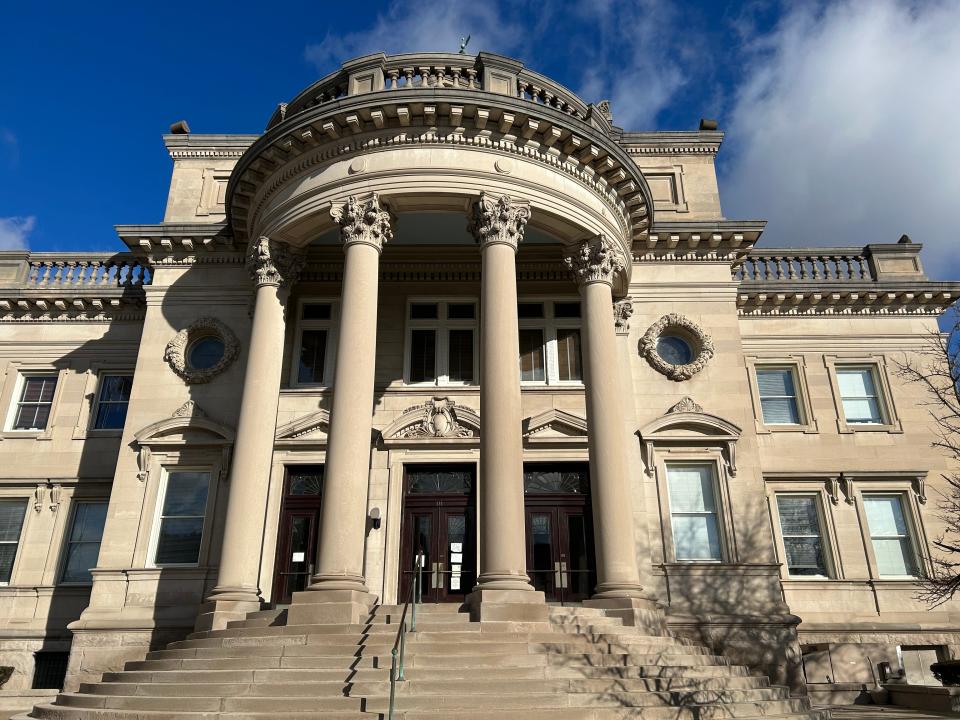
[32,651,69,690]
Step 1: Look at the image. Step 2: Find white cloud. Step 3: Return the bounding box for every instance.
[0,216,35,251]
[721,0,960,279]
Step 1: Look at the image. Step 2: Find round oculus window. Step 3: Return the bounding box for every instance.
[188,336,226,370]
[656,335,693,366]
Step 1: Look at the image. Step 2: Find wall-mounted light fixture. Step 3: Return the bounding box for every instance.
[368,507,382,530]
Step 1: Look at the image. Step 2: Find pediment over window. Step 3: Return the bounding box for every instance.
[134,401,235,448]
[522,409,589,446]
[275,409,330,447]
[381,397,480,447]
[637,398,741,476]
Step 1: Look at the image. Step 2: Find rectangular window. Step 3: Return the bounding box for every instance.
[864,494,916,577]
[837,367,884,424]
[0,499,28,584]
[556,328,582,381]
[409,329,437,383]
[60,501,108,583]
[757,368,801,424]
[447,329,474,383]
[92,374,133,430]
[12,375,57,430]
[667,465,722,561]
[406,300,477,385]
[154,471,211,566]
[519,328,546,382]
[294,301,335,385]
[776,495,828,576]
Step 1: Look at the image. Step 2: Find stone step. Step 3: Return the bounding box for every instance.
[102,668,773,690]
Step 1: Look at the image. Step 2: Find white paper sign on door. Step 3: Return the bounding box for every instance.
[450,542,463,553]
[450,553,463,563]
[292,552,305,562]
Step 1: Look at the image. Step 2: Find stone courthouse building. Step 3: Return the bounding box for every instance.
[1,52,959,717]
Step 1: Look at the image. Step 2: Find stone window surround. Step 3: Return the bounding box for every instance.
[402,296,480,388]
[652,450,737,565]
[765,483,842,582]
[72,364,135,439]
[763,472,930,584]
[823,354,901,434]
[745,355,819,435]
[195,167,231,217]
[517,295,585,388]
[289,297,340,389]
[0,479,110,588]
[0,363,68,441]
[142,458,222,570]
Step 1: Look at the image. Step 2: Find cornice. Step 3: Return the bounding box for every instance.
[163,134,259,159]
[227,88,654,251]
[619,131,724,156]
[737,284,958,316]
[633,221,765,262]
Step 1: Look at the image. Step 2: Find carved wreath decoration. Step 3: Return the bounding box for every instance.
[163,317,240,384]
[640,313,715,381]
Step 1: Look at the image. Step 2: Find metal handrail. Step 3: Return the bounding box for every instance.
[388,552,423,720]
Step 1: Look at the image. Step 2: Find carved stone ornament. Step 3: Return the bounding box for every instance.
[640,313,715,381]
[246,237,307,288]
[164,317,240,384]
[172,400,208,419]
[667,397,704,414]
[564,236,626,286]
[613,299,634,335]
[331,192,395,251]
[398,397,476,439]
[469,193,531,251]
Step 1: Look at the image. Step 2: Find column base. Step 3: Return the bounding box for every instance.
[194,587,264,632]
[466,587,549,623]
[286,589,377,625]
[584,596,668,634]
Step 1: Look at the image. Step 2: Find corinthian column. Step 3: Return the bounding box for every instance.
[288,193,393,626]
[467,193,546,621]
[197,238,305,631]
[565,237,652,621]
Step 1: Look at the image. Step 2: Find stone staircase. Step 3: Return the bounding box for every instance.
[22,603,828,719]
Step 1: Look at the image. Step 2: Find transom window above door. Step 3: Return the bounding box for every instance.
[405,300,478,386]
[518,299,583,385]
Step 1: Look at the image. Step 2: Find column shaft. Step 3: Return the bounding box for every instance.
[477,241,531,590]
[311,240,380,591]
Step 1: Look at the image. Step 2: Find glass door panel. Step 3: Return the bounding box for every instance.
[274,511,318,604]
[527,510,557,597]
[562,509,594,602]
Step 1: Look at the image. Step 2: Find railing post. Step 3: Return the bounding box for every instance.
[388,649,397,720]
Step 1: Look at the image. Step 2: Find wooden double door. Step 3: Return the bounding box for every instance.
[399,464,476,604]
[524,463,596,603]
[272,465,325,605]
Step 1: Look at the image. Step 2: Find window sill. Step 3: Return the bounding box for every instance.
[839,422,902,434]
[758,424,818,434]
[1,430,48,440]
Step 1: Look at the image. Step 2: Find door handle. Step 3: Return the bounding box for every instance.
[560,560,569,589]
[431,562,442,589]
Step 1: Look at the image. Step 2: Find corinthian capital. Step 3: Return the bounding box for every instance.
[469,193,531,251]
[331,193,394,252]
[564,236,626,287]
[246,237,307,288]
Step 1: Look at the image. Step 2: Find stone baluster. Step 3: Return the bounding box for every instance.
[386,69,399,89]
[197,238,306,631]
[289,193,394,626]
[466,193,545,622]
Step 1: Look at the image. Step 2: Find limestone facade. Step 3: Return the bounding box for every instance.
[0,51,958,705]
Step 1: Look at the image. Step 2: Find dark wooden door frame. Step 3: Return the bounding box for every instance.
[271,465,324,605]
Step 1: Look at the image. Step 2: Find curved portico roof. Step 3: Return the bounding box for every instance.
[226,51,654,267]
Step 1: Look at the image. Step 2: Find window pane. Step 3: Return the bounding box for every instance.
[672,515,722,560]
[517,302,544,319]
[760,398,801,424]
[69,502,108,542]
[409,329,437,383]
[872,538,913,576]
[777,496,819,536]
[447,303,475,320]
[0,501,28,542]
[61,541,101,583]
[553,301,581,318]
[667,466,716,513]
[837,368,875,398]
[155,517,204,565]
[556,328,582,381]
[408,469,473,494]
[864,496,909,536]
[94,402,128,430]
[524,467,589,494]
[518,329,545,382]
[298,329,328,383]
[22,377,56,403]
[448,329,474,383]
[757,369,795,397]
[783,537,826,576]
[842,397,882,423]
[14,403,50,431]
[162,472,210,517]
[410,303,438,319]
[777,496,827,576]
[288,466,324,496]
[301,303,331,320]
[0,544,17,584]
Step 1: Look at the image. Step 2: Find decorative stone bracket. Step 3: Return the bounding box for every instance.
[832,471,928,505]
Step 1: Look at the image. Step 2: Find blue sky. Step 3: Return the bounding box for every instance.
[1,1,958,279]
